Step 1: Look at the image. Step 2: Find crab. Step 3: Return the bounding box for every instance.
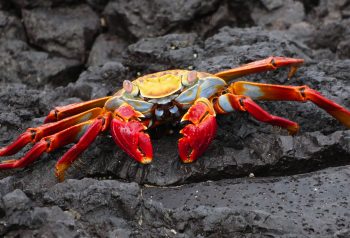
[0,56,349,181]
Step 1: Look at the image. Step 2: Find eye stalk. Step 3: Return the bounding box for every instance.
[123,80,139,96]
[181,71,198,86]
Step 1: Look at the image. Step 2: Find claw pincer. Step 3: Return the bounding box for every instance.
[178,98,217,163]
[111,104,153,164]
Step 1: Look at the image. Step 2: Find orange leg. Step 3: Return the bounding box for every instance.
[214,56,304,81]
[214,94,299,134]
[55,112,111,181]
[231,82,350,128]
[0,108,103,156]
[0,120,95,170]
[0,113,110,181]
[45,96,111,123]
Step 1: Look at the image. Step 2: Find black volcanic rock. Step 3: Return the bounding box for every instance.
[0,10,26,42]
[87,33,128,67]
[0,40,81,86]
[103,0,220,39]
[1,189,81,237]
[251,0,305,30]
[22,4,100,61]
[142,166,350,237]
[0,1,349,237]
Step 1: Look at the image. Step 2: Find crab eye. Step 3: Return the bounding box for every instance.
[123,80,139,96]
[181,71,198,86]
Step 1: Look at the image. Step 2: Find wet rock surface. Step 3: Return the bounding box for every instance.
[0,0,349,237]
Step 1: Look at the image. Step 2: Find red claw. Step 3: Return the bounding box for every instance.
[111,105,153,164]
[178,98,217,163]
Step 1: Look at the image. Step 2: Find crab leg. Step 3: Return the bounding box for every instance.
[0,120,98,170]
[231,82,350,128]
[110,104,153,164]
[0,108,103,156]
[178,98,217,163]
[214,94,299,134]
[215,56,304,81]
[45,96,111,123]
[55,112,111,181]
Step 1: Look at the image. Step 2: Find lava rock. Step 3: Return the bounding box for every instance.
[22,4,100,61]
[251,0,305,30]
[69,61,128,99]
[86,0,109,12]
[0,188,80,237]
[260,0,284,11]
[87,33,128,67]
[43,178,141,220]
[310,21,346,52]
[142,165,350,237]
[2,189,30,212]
[125,33,201,73]
[0,9,82,86]
[0,40,81,86]
[0,177,14,197]
[1,204,81,237]
[103,0,220,39]
[0,10,26,42]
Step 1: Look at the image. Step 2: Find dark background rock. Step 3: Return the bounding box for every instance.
[0,0,349,237]
[103,0,221,40]
[22,4,100,61]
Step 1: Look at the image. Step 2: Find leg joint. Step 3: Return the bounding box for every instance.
[298,86,310,102]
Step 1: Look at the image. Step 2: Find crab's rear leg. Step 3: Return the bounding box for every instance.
[45,96,111,123]
[0,113,111,181]
[55,112,111,181]
[0,108,103,156]
[231,82,350,128]
[214,94,300,134]
[178,98,217,163]
[215,56,304,81]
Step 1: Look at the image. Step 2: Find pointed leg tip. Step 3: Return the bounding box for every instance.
[140,157,153,164]
[272,56,304,68]
[181,158,195,164]
[55,163,69,182]
[289,127,299,136]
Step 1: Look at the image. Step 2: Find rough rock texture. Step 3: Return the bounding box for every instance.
[142,166,350,237]
[103,0,220,39]
[87,34,128,67]
[22,4,100,61]
[0,0,350,237]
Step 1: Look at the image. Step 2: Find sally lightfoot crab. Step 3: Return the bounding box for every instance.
[1,57,349,181]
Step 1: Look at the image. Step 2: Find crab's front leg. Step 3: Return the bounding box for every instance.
[214,93,300,134]
[110,103,153,164]
[178,98,217,163]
